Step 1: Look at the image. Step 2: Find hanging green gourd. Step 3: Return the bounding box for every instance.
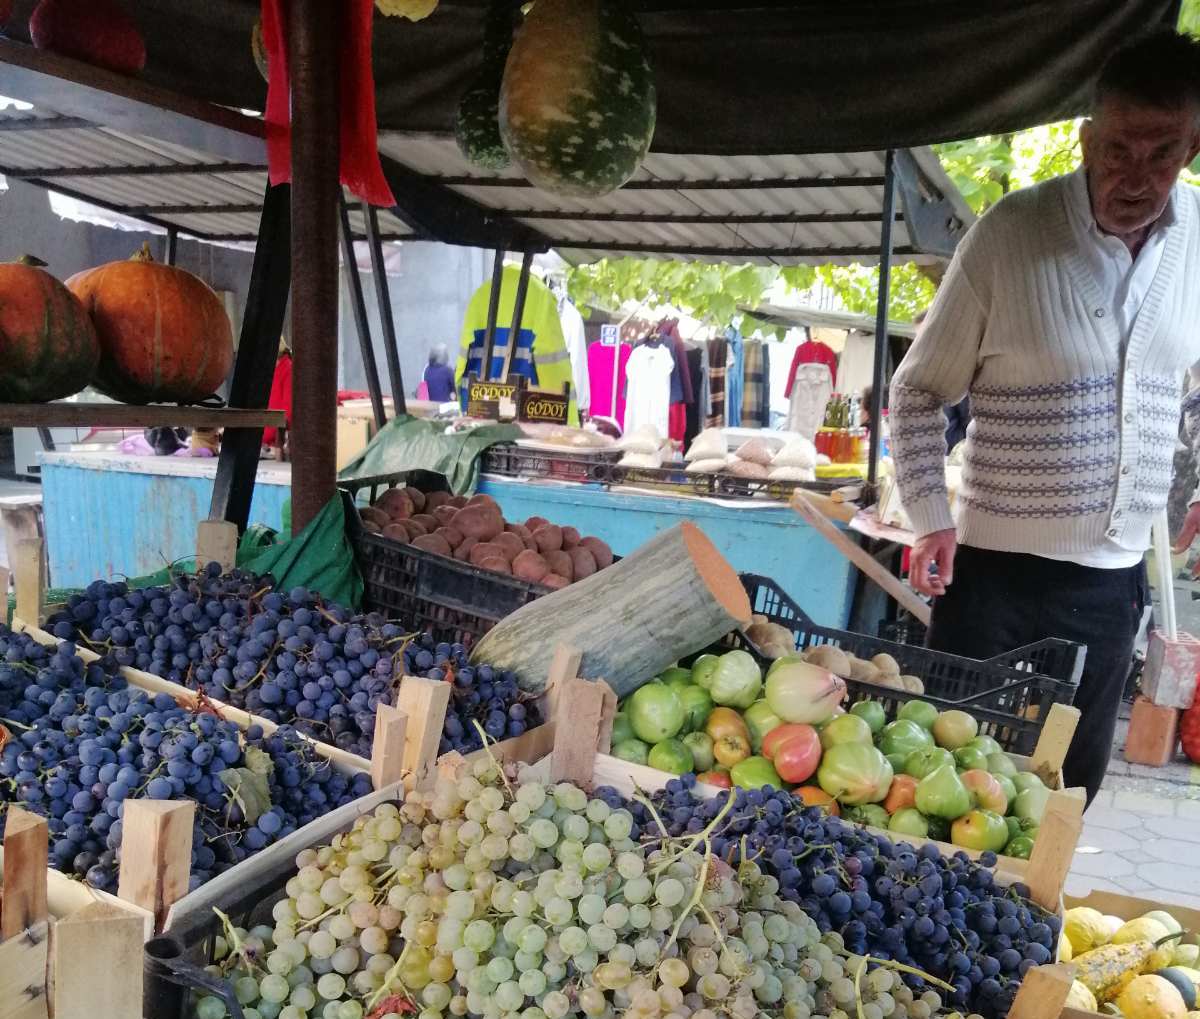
[499,0,656,197]
[454,0,515,171]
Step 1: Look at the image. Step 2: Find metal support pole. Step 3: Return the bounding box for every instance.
[480,248,506,381]
[165,227,178,266]
[339,199,386,430]
[867,149,897,490]
[362,201,406,415]
[210,182,292,529]
[498,250,533,383]
[288,0,340,535]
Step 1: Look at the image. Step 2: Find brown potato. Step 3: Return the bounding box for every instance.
[382,522,410,543]
[578,536,613,569]
[525,516,550,533]
[362,520,381,534]
[467,493,501,512]
[479,556,511,575]
[544,550,575,582]
[359,505,391,529]
[403,519,429,537]
[412,533,452,556]
[523,535,540,552]
[568,546,597,580]
[541,573,569,590]
[433,505,460,527]
[377,489,414,520]
[448,495,469,509]
[491,532,525,562]
[561,526,581,549]
[401,487,427,512]
[411,513,439,533]
[532,524,564,553]
[469,542,507,567]
[424,491,452,512]
[454,537,478,562]
[435,526,464,548]
[505,522,532,540]
[455,506,504,542]
[512,549,550,583]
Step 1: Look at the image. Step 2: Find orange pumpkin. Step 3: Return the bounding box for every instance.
[67,243,233,404]
[0,255,99,402]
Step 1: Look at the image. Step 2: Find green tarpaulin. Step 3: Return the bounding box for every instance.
[338,416,522,495]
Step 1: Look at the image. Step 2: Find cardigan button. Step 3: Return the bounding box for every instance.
[1121,466,1130,475]
[1095,308,1106,318]
[1107,528,1118,537]
[1124,412,1134,423]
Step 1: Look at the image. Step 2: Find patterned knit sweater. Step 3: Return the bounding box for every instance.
[890,173,1200,557]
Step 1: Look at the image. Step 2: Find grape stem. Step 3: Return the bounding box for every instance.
[367,939,415,1012]
[854,953,869,1019]
[846,953,955,993]
[471,719,513,797]
[662,835,712,954]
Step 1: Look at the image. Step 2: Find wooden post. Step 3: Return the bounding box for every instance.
[288,0,342,533]
[49,901,144,1019]
[1026,791,1084,910]
[1,807,48,941]
[0,921,49,1019]
[549,677,615,786]
[371,703,409,790]
[1007,963,1074,1019]
[196,519,239,573]
[393,676,452,790]
[1030,703,1081,783]
[117,800,195,931]
[12,538,45,628]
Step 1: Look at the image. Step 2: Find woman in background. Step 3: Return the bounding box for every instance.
[422,344,455,401]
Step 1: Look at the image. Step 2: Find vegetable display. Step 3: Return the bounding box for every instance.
[617,651,1049,859]
[185,750,1043,1019]
[0,255,100,402]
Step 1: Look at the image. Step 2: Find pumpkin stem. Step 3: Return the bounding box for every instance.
[130,241,155,263]
[15,254,47,267]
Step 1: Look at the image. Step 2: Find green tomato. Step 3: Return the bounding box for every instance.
[993,773,1017,810]
[888,808,930,838]
[897,700,939,730]
[659,666,693,690]
[817,743,893,806]
[1012,772,1046,793]
[820,713,874,750]
[885,752,907,773]
[986,752,1019,779]
[902,747,955,780]
[610,711,634,746]
[682,731,714,772]
[1003,835,1035,860]
[743,699,783,754]
[676,686,714,734]
[612,739,649,765]
[690,654,720,690]
[1014,784,1051,823]
[966,734,1003,757]
[914,764,971,820]
[709,651,763,710]
[729,755,784,790]
[953,746,989,772]
[850,700,887,734]
[878,719,934,758]
[626,683,685,743]
[1005,815,1021,840]
[648,738,694,776]
[844,804,890,829]
[925,815,951,842]
[951,809,1010,853]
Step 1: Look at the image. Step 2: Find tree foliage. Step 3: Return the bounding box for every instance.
[564,4,1200,330]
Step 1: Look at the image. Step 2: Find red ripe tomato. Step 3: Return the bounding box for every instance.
[767,726,822,784]
[696,770,733,789]
[761,723,819,760]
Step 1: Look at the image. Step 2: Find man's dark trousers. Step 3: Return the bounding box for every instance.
[925,546,1148,807]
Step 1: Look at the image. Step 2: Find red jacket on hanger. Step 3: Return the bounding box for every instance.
[785,339,839,396]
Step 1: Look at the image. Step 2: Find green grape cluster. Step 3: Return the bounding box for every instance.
[192,759,970,1019]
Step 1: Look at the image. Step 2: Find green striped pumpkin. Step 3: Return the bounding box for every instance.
[455,0,513,171]
[499,0,655,197]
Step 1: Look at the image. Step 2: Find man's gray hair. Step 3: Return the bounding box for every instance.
[1094,29,1200,116]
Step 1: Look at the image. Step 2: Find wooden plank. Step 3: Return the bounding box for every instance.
[0,404,285,430]
[1031,703,1081,781]
[393,676,452,790]
[791,490,931,625]
[371,704,409,790]
[116,800,195,932]
[1,807,48,941]
[0,921,49,1019]
[49,902,143,1019]
[196,519,239,573]
[549,677,611,786]
[1007,963,1073,1019]
[1026,791,1085,911]
[12,539,45,630]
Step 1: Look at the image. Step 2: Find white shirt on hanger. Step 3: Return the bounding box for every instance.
[624,344,675,437]
[559,298,590,413]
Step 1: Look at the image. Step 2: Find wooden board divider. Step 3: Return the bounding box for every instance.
[117,799,195,932]
[196,519,239,573]
[0,808,48,942]
[12,539,44,629]
[1030,703,1081,785]
[1007,963,1074,1019]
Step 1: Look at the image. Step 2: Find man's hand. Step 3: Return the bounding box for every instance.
[1174,502,1200,553]
[910,528,957,597]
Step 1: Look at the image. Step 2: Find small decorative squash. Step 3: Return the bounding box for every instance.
[455,0,514,171]
[29,0,146,76]
[251,18,269,83]
[66,243,234,404]
[0,255,99,403]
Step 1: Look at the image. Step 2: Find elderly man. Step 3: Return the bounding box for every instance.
[889,30,1200,805]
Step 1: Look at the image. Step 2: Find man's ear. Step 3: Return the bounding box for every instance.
[1079,119,1094,165]
[1187,126,1200,166]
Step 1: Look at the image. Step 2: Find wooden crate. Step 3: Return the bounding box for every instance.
[0,807,150,1019]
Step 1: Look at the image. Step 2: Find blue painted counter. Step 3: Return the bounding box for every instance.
[40,452,290,589]
[476,476,855,628]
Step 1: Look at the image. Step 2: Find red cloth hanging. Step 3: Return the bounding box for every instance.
[668,402,687,442]
[263,352,294,447]
[785,339,839,397]
[261,0,395,207]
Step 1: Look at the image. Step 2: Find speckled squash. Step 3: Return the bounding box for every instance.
[66,243,234,404]
[499,0,655,197]
[0,256,99,402]
[455,0,514,171]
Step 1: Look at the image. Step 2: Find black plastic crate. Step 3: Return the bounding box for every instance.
[339,477,549,648]
[879,618,928,646]
[728,574,1084,756]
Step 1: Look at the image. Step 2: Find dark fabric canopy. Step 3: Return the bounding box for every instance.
[4,0,1182,151]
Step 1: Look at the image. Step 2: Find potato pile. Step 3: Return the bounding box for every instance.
[359,488,614,590]
[740,616,925,694]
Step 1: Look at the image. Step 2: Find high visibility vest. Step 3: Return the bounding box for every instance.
[456,266,579,426]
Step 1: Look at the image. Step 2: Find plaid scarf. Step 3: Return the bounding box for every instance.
[740,341,771,428]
